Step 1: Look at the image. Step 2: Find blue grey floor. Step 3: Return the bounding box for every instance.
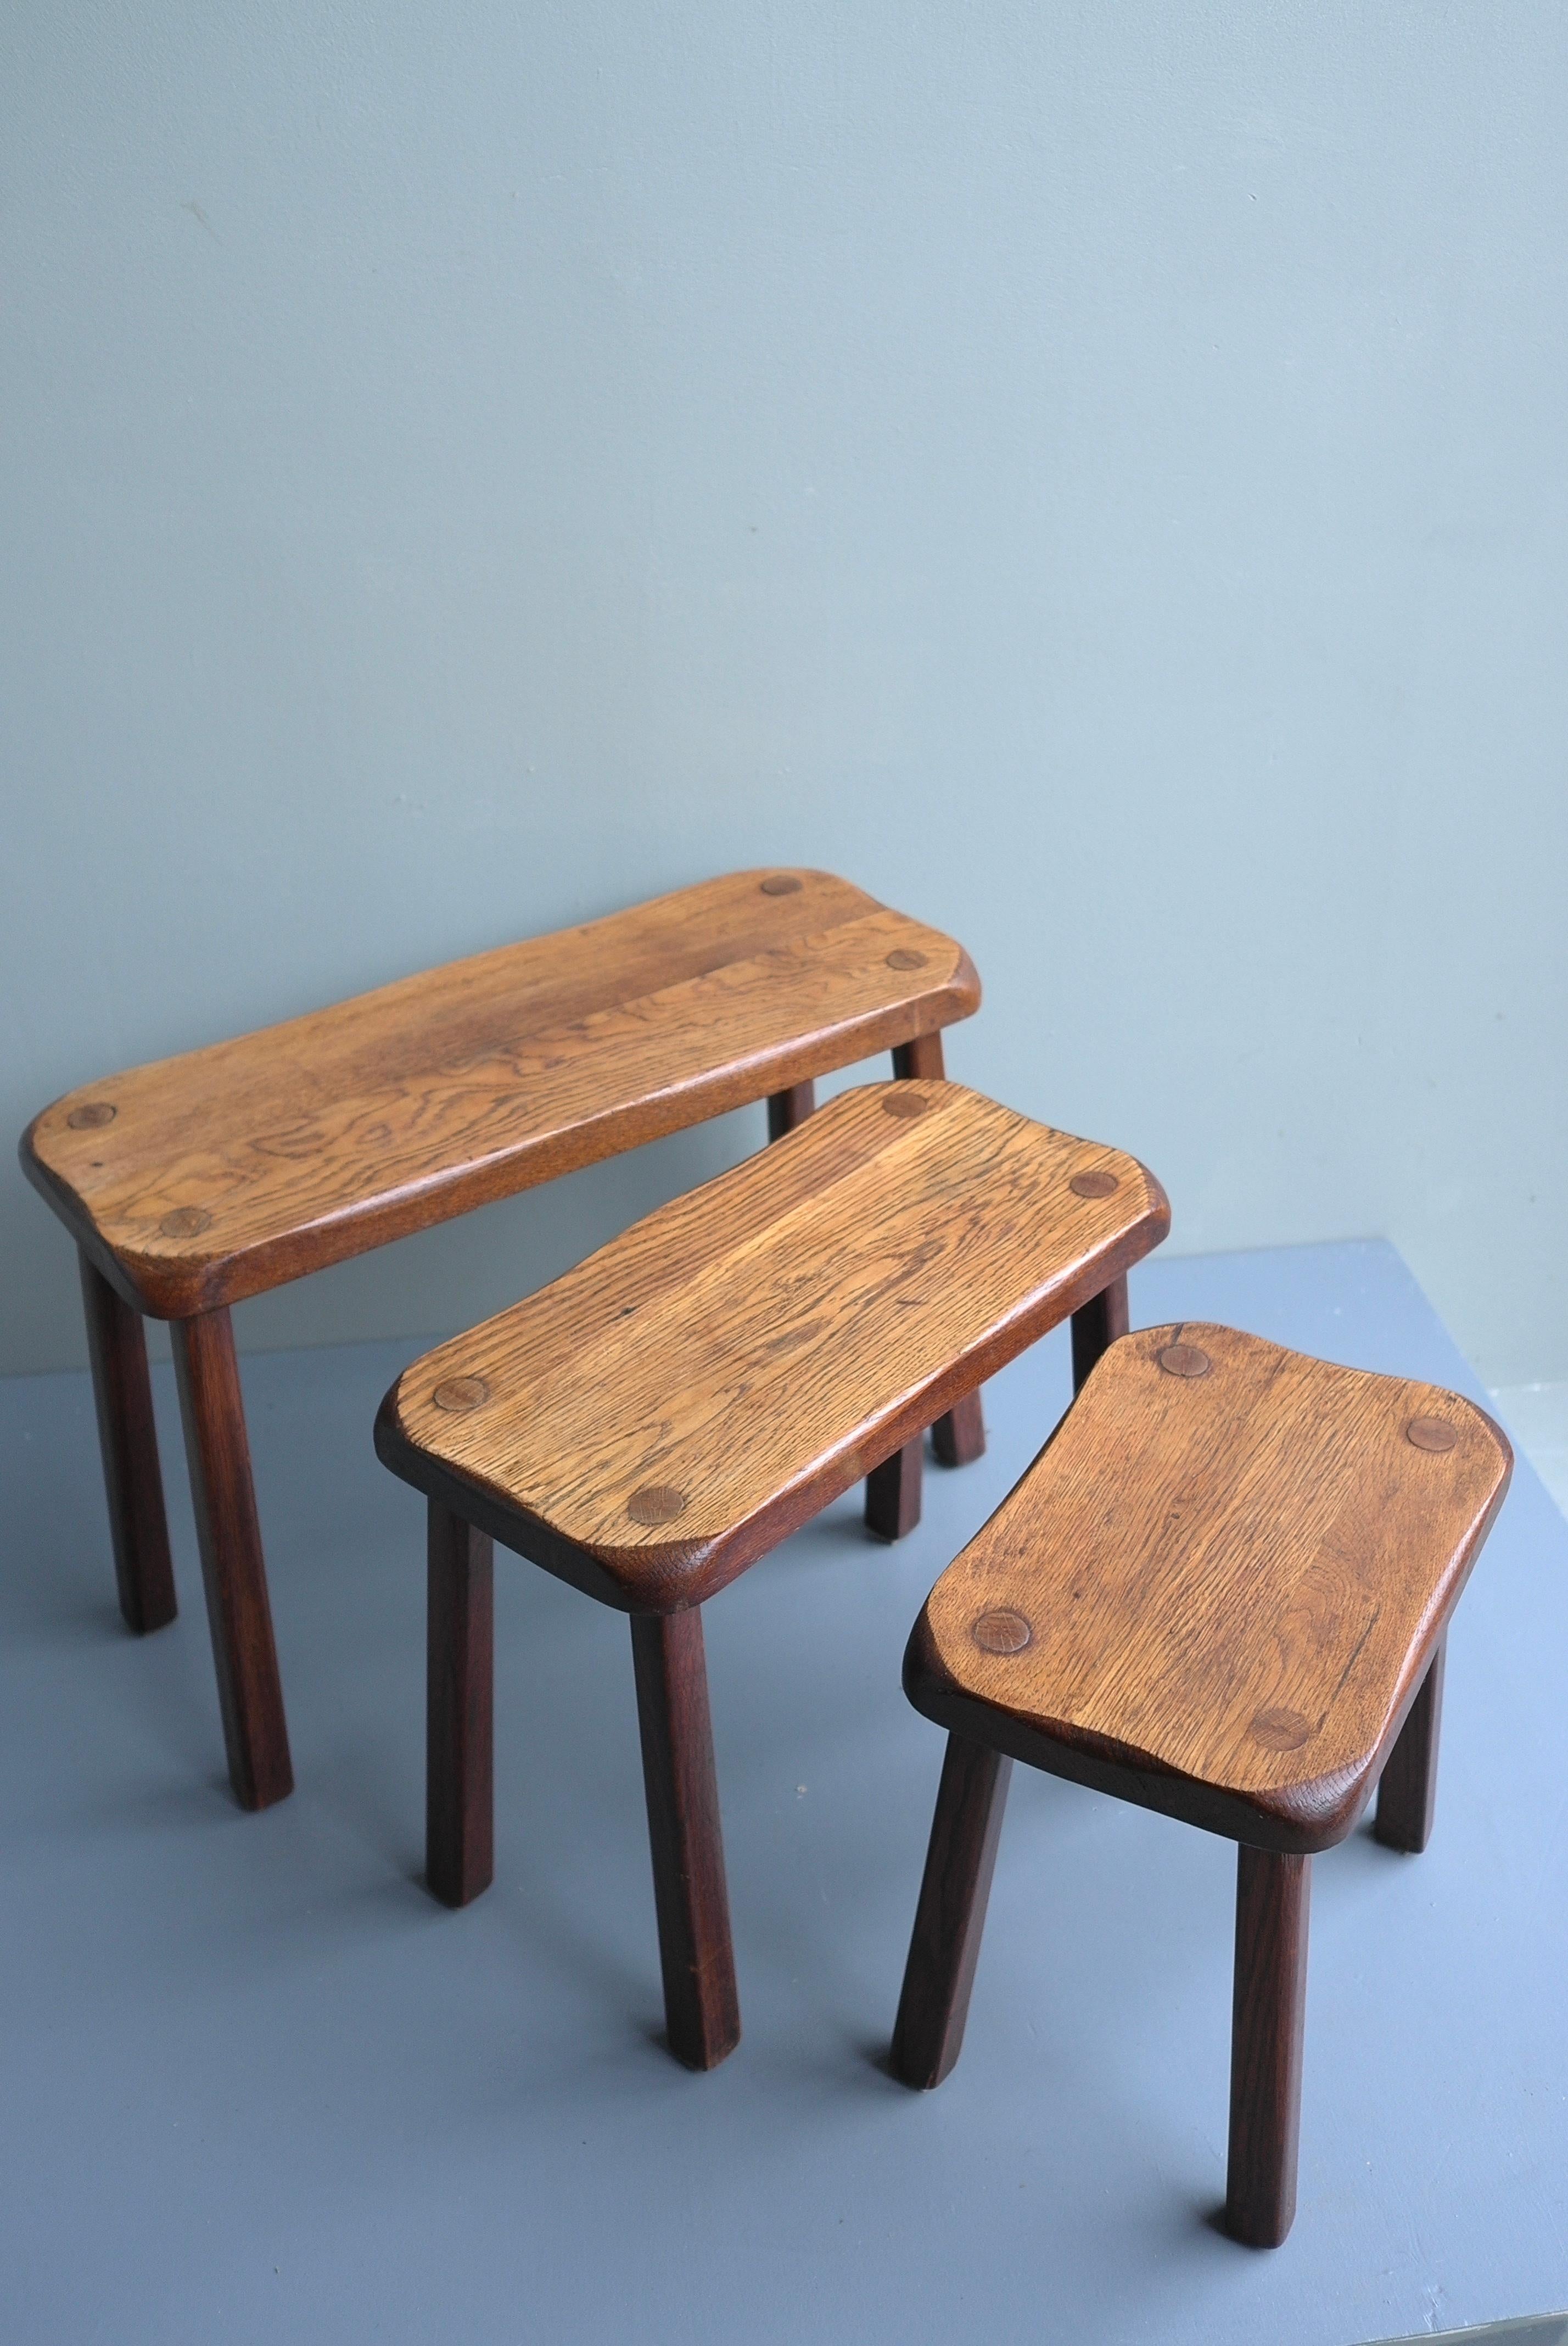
[3,1241,1565,2345]
[1491,1382,1568,1522]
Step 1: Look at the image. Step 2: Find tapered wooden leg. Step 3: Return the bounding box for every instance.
[170,1310,293,1811]
[1374,1641,1446,1855]
[1225,1846,1311,2248]
[1071,1273,1129,1394]
[866,1435,923,1541]
[892,1033,987,1470]
[78,1252,177,1635]
[891,1734,1013,2088]
[426,1502,494,1907]
[630,1610,741,2071]
[932,1388,985,1467]
[766,1080,815,1140]
[892,1036,945,1083]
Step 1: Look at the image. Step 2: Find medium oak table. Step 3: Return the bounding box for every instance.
[374,1080,1169,2070]
[21,869,981,1813]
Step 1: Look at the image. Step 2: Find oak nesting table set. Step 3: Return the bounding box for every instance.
[21,869,1511,2251]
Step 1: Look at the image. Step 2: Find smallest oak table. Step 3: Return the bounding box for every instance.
[374,1081,1169,2070]
[889,1322,1512,2247]
[21,869,982,1813]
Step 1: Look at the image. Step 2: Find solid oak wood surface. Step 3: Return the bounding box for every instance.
[22,870,979,1317]
[376,1084,1169,1613]
[906,1323,1511,1852]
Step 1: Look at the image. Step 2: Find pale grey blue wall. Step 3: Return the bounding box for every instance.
[3,3,1564,1382]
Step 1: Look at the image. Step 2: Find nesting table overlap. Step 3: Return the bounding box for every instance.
[377,1082,1169,1612]
[24,868,977,1316]
[19,847,1521,2253]
[375,1081,1171,2069]
[19,868,983,1813]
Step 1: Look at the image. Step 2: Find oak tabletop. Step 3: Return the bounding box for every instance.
[909,1322,1512,1851]
[23,869,978,1317]
[376,1082,1169,1612]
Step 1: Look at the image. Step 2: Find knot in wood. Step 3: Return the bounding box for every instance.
[627,1484,687,1526]
[432,1376,490,1412]
[1406,1416,1458,1453]
[67,1102,116,1130]
[971,1607,1033,1655]
[158,1206,211,1239]
[1250,1707,1311,1751]
[1157,1342,1211,1379]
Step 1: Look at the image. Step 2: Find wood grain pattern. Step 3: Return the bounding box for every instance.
[23,871,980,1317]
[769,1049,937,1531]
[426,1501,495,1908]
[1225,1847,1311,2247]
[1374,1639,1446,1855]
[79,1250,177,1635]
[889,1733,1013,2090]
[376,1085,1170,1613]
[891,1027,985,1476]
[630,1609,741,2070]
[171,1309,293,1811]
[908,1323,1511,1852]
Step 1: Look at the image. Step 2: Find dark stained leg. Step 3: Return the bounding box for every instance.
[766,1080,816,1140]
[892,1035,945,1083]
[1225,1846,1311,2248]
[890,1733,1013,2089]
[1071,1273,1130,1394]
[866,1435,923,1542]
[1374,1641,1446,1856]
[170,1310,293,1812]
[932,1389,985,1468]
[893,1032,987,1470]
[630,1609,741,2071]
[426,1501,495,1908]
[79,1251,177,1635]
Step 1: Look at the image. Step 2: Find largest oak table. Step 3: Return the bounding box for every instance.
[21,869,982,1810]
